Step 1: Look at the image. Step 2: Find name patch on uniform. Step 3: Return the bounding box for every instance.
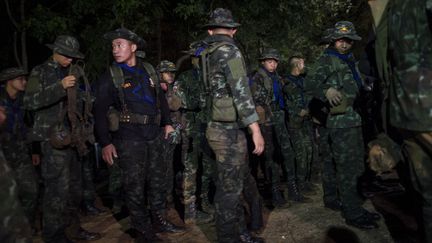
[228,58,246,80]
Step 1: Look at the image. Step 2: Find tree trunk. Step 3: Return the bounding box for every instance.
[20,0,28,71]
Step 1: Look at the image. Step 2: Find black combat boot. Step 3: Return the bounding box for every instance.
[152,210,186,234]
[70,227,101,241]
[324,199,343,211]
[82,200,106,216]
[286,180,312,203]
[239,230,265,243]
[345,214,379,229]
[184,202,213,224]
[271,187,289,208]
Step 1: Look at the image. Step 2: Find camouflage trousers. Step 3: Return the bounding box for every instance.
[0,150,32,243]
[206,124,248,243]
[160,137,176,204]
[81,152,96,202]
[115,136,162,233]
[288,125,313,183]
[318,126,365,220]
[272,110,296,182]
[257,124,281,187]
[400,130,432,243]
[40,142,82,242]
[3,148,38,228]
[182,122,214,205]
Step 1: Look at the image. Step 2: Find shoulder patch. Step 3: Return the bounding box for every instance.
[227,58,246,80]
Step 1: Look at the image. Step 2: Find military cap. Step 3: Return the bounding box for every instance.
[258,48,280,61]
[104,27,146,49]
[157,60,177,72]
[0,67,28,82]
[329,21,361,41]
[203,8,241,29]
[46,35,84,59]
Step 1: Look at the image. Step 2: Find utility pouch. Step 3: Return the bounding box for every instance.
[330,92,348,115]
[107,106,120,132]
[49,123,71,149]
[211,97,237,122]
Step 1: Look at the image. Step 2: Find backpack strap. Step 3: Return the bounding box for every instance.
[109,64,127,112]
[141,61,160,109]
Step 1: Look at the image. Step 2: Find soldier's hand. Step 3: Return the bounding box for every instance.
[325,87,342,106]
[164,125,175,139]
[160,83,168,92]
[61,75,77,89]
[299,109,309,117]
[248,122,265,155]
[32,154,41,166]
[102,144,118,166]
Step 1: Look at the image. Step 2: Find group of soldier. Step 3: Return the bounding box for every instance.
[1,1,432,243]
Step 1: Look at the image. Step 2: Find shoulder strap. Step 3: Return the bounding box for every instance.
[141,61,160,108]
[109,64,127,111]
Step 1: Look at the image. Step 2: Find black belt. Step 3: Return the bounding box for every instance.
[119,113,159,125]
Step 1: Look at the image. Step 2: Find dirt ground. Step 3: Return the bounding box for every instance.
[33,185,396,243]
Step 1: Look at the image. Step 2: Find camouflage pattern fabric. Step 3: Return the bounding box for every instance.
[250,67,292,187]
[176,69,215,206]
[318,126,365,219]
[305,44,366,220]
[283,75,313,183]
[0,149,32,243]
[81,153,97,202]
[114,137,159,233]
[201,31,259,242]
[371,0,432,241]
[0,89,38,228]
[24,58,85,242]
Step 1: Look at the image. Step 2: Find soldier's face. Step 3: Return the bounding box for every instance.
[112,39,137,64]
[53,53,73,68]
[7,76,27,92]
[297,59,306,74]
[161,72,175,84]
[334,38,353,54]
[262,59,278,73]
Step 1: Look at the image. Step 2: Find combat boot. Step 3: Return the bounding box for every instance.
[185,202,213,224]
[70,227,101,241]
[81,200,106,216]
[286,180,312,203]
[152,210,186,234]
[271,187,289,208]
[345,214,379,230]
[239,230,265,243]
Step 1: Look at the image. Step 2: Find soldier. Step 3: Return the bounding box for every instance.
[0,106,32,243]
[174,58,215,224]
[368,0,432,241]
[0,68,39,232]
[304,21,380,229]
[23,35,100,242]
[156,60,181,209]
[195,8,265,243]
[283,56,317,194]
[250,48,304,205]
[93,27,184,242]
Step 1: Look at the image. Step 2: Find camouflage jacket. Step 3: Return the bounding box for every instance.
[305,48,362,128]
[176,69,206,124]
[250,67,285,125]
[23,58,85,141]
[0,89,29,161]
[375,0,432,131]
[202,34,258,129]
[283,74,308,128]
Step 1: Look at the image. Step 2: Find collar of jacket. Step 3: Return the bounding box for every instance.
[204,34,236,45]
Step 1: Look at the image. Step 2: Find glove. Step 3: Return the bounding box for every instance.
[325,87,342,106]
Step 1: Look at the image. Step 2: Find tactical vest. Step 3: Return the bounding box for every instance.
[108,61,161,129]
[194,41,238,123]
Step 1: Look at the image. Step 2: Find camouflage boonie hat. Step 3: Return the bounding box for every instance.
[46,35,84,59]
[157,60,177,72]
[329,21,361,41]
[104,27,146,49]
[203,8,241,29]
[0,67,28,82]
[258,48,280,61]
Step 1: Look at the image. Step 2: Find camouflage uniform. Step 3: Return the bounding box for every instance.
[0,149,32,243]
[0,68,38,229]
[176,68,215,222]
[199,8,262,242]
[284,74,314,185]
[94,28,182,238]
[249,48,292,206]
[371,0,432,240]
[305,22,378,228]
[23,36,97,242]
